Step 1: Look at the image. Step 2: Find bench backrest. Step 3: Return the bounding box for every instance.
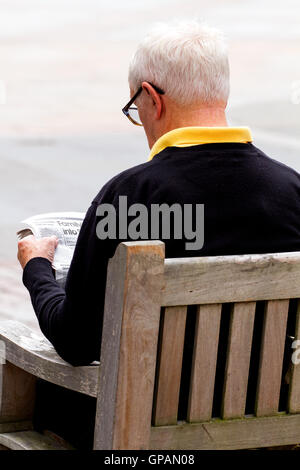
[94,241,300,450]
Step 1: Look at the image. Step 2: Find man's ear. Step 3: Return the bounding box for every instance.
[142,81,163,120]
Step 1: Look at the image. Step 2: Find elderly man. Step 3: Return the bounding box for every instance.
[18,20,300,448]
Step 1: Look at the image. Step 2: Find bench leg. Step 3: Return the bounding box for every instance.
[0,361,36,426]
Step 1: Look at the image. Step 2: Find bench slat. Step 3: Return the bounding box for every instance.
[0,321,99,397]
[150,413,300,450]
[222,302,256,419]
[187,304,222,422]
[255,300,289,416]
[163,252,300,306]
[153,306,187,426]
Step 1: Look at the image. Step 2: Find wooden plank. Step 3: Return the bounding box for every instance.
[222,302,256,419]
[162,252,300,306]
[153,306,187,426]
[255,300,289,417]
[149,413,300,450]
[94,241,165,450]
[0,321,99,397]
[0,431,72,450]
[187,304,222,422]
[0,421,33,433]
[288,300,300,413]
[0,362,36,424]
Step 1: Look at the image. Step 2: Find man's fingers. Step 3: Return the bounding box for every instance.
[17,234,58,269]
[18,235,35,252]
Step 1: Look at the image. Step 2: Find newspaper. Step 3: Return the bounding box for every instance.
[17,212,85,287]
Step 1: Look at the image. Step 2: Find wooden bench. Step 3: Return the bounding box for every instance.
[1,240,300,450]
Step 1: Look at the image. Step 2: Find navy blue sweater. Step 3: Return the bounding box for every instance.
[23,142,300,367]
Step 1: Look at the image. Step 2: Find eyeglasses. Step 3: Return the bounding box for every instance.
[122,82,165,126]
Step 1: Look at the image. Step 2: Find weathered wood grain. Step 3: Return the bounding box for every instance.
[150,413,300,450]
[187,304,222,422]
[0,320,99,397]
[94,241,165,450]
[255,300,289,416]
[153,306,187,426]
[162,252,300,306]
[0,431,72,450]
[222,302,256,419]
[0,362,36,424]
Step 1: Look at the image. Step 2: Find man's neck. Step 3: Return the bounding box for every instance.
[152,104,228,147]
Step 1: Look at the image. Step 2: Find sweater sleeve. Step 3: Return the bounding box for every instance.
[22,199,118,366]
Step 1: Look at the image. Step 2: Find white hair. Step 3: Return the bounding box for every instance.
[128,20,230,107]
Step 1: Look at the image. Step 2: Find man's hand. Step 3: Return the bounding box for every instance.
[17,235,59,269]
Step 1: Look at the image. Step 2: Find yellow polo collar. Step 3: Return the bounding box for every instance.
[148,126,253,161]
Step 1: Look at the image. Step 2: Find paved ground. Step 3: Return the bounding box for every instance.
[0,0,299,329]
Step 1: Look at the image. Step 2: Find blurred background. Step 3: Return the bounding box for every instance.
[0,0,299,328]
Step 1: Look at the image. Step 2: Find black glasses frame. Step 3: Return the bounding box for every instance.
[122,82,165,126]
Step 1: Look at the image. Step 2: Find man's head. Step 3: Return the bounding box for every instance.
[127,20,230,148]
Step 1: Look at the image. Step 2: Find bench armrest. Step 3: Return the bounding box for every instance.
[0,320,99,397]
